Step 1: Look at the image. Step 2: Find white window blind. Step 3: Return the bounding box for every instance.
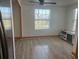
[35,9,50,30]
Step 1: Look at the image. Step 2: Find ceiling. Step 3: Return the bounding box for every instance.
[18,0,78,6]
[0,0,77,7]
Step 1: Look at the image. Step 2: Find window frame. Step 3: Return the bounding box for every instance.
[34,9,50,30]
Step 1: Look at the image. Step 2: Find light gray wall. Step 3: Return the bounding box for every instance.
[13,3,78,37]
[21,5,66,37]
[65,4,78,33]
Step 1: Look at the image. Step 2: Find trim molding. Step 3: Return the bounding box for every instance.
[15,35,59,39]
[19,4,22,37]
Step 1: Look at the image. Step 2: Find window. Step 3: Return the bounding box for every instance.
[73,8,78,31]
[35,9,50,30]
[0,7,11,30]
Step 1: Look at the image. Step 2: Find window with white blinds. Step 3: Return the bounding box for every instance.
[73,8,78,31]
[35,9,50,30]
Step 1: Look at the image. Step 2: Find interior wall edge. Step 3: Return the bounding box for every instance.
[14,35,59,40]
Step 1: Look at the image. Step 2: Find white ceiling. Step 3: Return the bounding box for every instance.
[18,0,78,6]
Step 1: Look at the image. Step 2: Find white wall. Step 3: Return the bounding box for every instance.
[21,5,66,37]
[65,4,77,33]
[12,0,21,37]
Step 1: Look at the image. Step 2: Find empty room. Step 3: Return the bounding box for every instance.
[13,0,78,59]
[0,0,78,59]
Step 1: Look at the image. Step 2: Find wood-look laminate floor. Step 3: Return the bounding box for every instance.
[15,36,72,59]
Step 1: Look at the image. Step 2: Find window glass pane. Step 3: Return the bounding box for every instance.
[35,9,50,30]
[35,9,38,14]
[0,7,10,19]
[3,20,11,30]
[0,7,11,30]
[35,20,49,30]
